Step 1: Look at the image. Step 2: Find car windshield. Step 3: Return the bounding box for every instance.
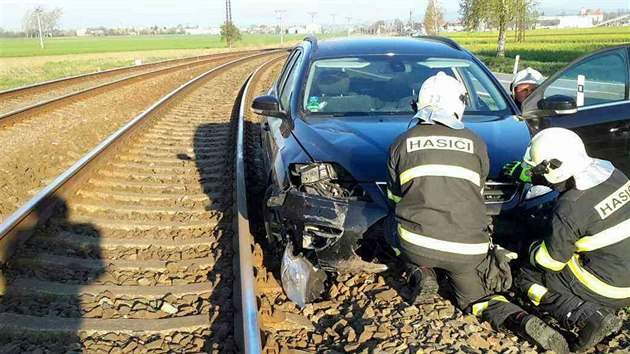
[302,55,510,117]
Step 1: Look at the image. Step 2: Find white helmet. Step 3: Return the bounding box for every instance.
[417,71,467,129]
[510,67,543,94]
[523,128,614,190]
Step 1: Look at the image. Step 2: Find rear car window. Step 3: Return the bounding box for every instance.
[302,55,509,117]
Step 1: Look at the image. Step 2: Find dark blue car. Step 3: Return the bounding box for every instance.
[251,37,574,295]
[521,44,630,176]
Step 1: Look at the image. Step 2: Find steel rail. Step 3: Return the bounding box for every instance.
[235,61,272,354]
[0,49,263,96]
[0,51,254,126]
[0,50,276,269]
[233,54,285,353]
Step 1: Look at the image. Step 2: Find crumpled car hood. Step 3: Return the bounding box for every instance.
[293,115,531,182]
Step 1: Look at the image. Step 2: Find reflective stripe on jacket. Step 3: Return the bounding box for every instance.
[530,169,630,299]
[387,122,490,260]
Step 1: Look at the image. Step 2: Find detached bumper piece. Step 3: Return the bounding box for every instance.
[277,190,388,274]
[281,243,327,307]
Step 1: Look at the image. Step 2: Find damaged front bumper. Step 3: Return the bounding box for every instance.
[269,188,389,274]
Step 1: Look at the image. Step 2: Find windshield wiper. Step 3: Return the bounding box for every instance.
[331,112,368,117]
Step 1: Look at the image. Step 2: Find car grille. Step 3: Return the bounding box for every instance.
[484,181,518,204]
[376,181,518,204]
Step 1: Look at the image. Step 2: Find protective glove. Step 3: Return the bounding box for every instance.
[502,161,532,184]
[484,244,518,293]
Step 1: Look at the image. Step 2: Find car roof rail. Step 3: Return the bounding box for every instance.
[415,35,462,50]
[303,36,318,51]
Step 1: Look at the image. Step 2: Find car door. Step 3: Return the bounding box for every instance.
[522,46,630,175]
[261,49,303,174]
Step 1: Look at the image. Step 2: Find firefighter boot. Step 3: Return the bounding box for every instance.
[506,312,570,354]
[406,265,438,305]
[571,308,623,352]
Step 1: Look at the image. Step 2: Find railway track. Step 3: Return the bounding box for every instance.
[0,50,272,223]
[0,52,279,353]
[0,49,263,118]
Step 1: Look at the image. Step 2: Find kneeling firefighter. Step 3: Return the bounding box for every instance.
[504,128,629,351]
[386,72,569,353]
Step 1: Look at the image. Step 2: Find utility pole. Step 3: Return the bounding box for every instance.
[35,7,44,49]
[308,11,317,24]
[345,17,352,36]
[225,0,233,49]
[225,0,232,24]
[275,9,286,45]
[331,13,337,37]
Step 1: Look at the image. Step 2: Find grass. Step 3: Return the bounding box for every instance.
[445,27,630,76]
[0,34,308,58]
[0,48,228,90]
[0,28,627,90]
[0,34,312,90]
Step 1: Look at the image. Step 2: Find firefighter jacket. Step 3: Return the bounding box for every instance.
[530,168,630,300]
[387,122,490,262]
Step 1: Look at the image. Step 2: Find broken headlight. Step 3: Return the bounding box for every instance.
[289,162,370,201]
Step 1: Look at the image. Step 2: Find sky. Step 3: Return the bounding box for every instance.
[1,0,629,30]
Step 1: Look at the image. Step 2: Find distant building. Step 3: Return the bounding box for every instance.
[537,8,604,29]
[444,22,464,32]
[185,28,220,35]
[287,26,308,35]
[76,28,88,36]
[306,23,322,34]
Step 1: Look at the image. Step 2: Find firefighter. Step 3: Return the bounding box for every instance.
[510,67,543,109]
[386,72,569,354]
[504,127,629,351]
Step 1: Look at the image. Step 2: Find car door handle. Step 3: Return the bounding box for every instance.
[610,124,630,134]
[262,122,270,131]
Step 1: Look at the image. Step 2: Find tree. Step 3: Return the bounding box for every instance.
[459,0,537,56]
[370,20,386,35]
[22,8,37,37]
[220,22,241,48]
[393,18,404,34]
[514,0,538,42]
[22,6,63,38]
[41,7,63,36]
[423,0,445,35]
[459,0,483,30]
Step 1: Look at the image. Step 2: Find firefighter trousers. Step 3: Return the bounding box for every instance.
[514,266,628,329]
[399,249,524,329]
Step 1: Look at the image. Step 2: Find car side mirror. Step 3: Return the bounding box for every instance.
[522,94,578,119]
[252,95,287,119]
[538,95,578,115]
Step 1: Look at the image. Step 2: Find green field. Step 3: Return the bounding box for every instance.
[0,34,312,90]
[0,28,627,90]
[445,27,630,76]
[0,34,308,57]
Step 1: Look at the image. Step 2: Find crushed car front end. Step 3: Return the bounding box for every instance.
[257,37,559,305]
